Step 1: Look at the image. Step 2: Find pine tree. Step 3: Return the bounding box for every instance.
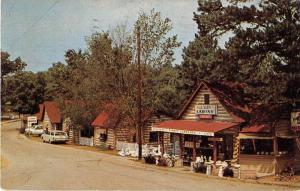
[182,0,300,104]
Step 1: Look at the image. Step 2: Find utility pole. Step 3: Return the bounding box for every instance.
[137,26,142,160]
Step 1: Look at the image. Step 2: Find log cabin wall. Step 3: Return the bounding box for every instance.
[239,155,276,175]
[42,111,53,130]
[93,128,102,147]
[180,88,234,122]
[144,115,172,147]
[106,128,116,149]
[115,121,133,143]
[143,117,158,146]
[72,128,80,144]
[275,118,292,137]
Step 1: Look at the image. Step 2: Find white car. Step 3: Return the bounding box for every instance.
[25,125,44,136]
[41,131,68,143]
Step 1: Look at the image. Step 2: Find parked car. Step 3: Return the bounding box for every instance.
[25,125,44,136]
[41,131,68,143]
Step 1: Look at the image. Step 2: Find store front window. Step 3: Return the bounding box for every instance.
[240,139,273,155]
[278,138,294,155]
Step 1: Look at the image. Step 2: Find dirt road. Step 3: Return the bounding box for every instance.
[1,121,296,190]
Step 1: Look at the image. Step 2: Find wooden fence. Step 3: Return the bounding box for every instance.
[79,136,94,146]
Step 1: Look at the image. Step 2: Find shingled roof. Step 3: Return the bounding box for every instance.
[91,103,120,128]
[35,101,62,124]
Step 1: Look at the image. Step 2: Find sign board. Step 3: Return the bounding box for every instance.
[151,126,214,136]
[291,111,300,131]
[198,114,213,119]
[27,116,37,127]
[208,137,223,142]
[184,141,200,148]
[195,105,217,115]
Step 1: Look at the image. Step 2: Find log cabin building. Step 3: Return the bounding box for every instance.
[92,104,135,149]
[238,105,300,175]
[151,81,300,175]
[152,81,248,165]
[92,104,171,149]
[35,101,62,131]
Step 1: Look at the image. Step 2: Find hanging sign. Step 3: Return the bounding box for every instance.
[291,111,300,131]
[184,141,200,148]
[208,137,223,142]
[195,105,217,115]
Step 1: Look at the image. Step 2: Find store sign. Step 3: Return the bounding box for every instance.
[291,111,300,131]
[27,116,37,127]
[195,105,217,115]
[27,116,37,123]
[151,127,214,136]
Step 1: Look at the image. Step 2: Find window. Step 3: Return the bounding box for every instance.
[204,94,210,104]
[99,133,107,142]
[149,132,158,142]
[240,139,273,155]
[278,138,294,155]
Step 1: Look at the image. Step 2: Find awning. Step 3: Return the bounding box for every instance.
[238,133,274,140]
[241,124,271,133]
[151,120,239,137]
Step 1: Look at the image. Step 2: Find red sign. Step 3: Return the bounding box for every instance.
[291,126,300,131]
[291,111,300,132]
[198,114,213,119]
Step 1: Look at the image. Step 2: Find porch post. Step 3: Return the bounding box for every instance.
[179,134,183,159]
[158,132,161,154]
[273,137,278,155]
[161,132,165,155]
[213,141,217,163]
[193,135,196,161]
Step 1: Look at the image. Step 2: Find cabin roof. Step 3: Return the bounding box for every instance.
[177,81,250,123]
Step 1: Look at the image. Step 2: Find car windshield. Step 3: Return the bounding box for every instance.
[55,132,65,136]
[35,126,42,129]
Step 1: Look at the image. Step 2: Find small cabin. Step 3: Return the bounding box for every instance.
[35,101,62,131]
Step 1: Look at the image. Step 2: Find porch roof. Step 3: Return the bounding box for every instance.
[91,112,109,127]
[241,124,271,133]
[152,120,239,136]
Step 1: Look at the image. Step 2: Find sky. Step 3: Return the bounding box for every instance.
[1,0,199,72]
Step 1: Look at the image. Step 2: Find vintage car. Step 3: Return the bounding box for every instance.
[41,130,68,143]
[25,125,44,136]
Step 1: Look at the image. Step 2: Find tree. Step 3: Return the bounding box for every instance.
[182,0,300,104]
[1,51,27,79]
[2,72,45,114]
[132,9,182,120]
